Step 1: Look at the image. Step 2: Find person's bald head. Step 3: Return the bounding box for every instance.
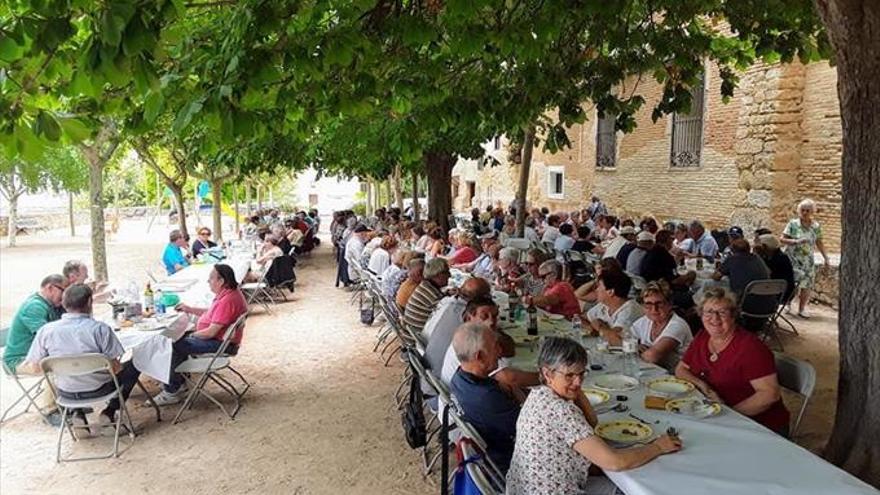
[460,277,491,301]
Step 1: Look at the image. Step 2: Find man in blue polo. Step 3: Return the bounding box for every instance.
[450,322,521,474]
[163,229,190,275]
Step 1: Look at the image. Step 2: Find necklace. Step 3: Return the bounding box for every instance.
[708,333,735,363]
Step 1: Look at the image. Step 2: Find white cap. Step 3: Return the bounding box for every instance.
[637,231,655,242]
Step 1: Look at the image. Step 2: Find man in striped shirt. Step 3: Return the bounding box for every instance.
[403,258,450,333]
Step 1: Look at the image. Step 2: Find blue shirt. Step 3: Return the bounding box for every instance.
[163,243,189,275]
[450,368,520,473]
[689,231,719,261]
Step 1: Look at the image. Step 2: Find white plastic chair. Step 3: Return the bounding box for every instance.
[172,313,250,424]
[0,327,54,425]
[773,352,816,436]
[241,258,276,314]
[40,354,153,462]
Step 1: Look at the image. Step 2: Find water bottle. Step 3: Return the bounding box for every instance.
[155,289,166,314]
[621,326,640,379]
[571,314,583,341]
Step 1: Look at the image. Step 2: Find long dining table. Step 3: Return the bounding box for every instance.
[499,314,878,495]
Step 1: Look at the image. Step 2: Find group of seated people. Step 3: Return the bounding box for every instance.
[345,199,798,491]
[3,261,249,429]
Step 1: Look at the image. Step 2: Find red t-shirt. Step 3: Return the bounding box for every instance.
[682,328,789,432]
[197,288,248,345]
[541,281,581,319]
[449,246,478,265]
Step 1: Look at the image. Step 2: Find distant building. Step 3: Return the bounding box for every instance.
[294,168,361,213]
[452,61,843,251]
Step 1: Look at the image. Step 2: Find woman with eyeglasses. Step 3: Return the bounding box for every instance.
[192,228,217,257]
[629,281,693,371]
[507,337,681,494]
[676,287,789,435]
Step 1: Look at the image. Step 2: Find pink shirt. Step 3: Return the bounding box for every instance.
[541,281,581,319]
[197,288,248,345]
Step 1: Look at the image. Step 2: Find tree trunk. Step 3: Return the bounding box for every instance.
[424,151,456,232]
[211,179,223,241]
[412,169,420,222]
[68,191,76,237]
[394,164,403,210]
[257,186,263,211]
[233,183,240,237]
[169,184,188,237]
[366,179,374,216]
[245,185,252,213]
[815,0,880,487]
[6,193,19,247]
[87,161,108,281]
[385,177,392,210]
[515,125,536,237]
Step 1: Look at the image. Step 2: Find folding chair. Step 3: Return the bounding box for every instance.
[774,352,816,437]
[739,279,788,350]
[146,261,168,283]
[0,327,53,425]
[241,259,276,314]
[449,408,506,491]
[40,354,156,462]
[172,313,250,424]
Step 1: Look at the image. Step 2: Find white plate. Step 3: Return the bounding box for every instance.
[646,377,696,397]
[582,388,611,406]
[592,374,640,391]
[596,420,653,444]
[539,311,565,320]
[666,398,722,418]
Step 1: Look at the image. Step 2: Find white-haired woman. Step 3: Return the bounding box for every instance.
[507,337,681,494]
[780,199,829,318]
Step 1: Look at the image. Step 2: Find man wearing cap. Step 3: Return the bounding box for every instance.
[603,225,637,260]
[626,231,655,276]
[719,226,745,262]
[344,224,371,282]
[754,234,796,304]
[615,226,641,268]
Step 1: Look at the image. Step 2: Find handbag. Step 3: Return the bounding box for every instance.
[359,294,375,325]
[401,372,427,449]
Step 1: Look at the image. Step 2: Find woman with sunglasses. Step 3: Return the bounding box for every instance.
[629,281,693,371]
[507,337,681,494]
[192,227,217,257]
[676,287,789,436]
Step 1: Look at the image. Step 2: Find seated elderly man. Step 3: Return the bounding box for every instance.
[62,260,89,285]
[586,270,644,343]
[21,284,141,427]
[523,260,580,319]
[449,321,522,474]
[603,225,637,260]
[713,238,770,298]
[625,231,655,276]
[423,277,491,372]
[3,274,67,424]
[396,257,425,309]
[163,229,191,275]
[344,224,371,282]
[754,234,796,304]
[403,258,450,333]
[686,220,719,261]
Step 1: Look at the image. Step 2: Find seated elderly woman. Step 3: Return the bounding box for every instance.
[675,287,790,435]
[153,264,248,405]
[494,247,523,291]
[445,232,479,265]
[523,260,581,319]
[192,227,218,257]
[507,337,681,494]
[368,235,398,275]
[630,281,693,370]
[243,234,284,283]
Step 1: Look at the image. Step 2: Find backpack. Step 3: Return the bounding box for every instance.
[401,371,427,449]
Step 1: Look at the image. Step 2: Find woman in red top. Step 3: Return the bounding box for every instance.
[676,287,790,435]
[524,260,581,319]
[152,264,248,406]
[446,232,479,265]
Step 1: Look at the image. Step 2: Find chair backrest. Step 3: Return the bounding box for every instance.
[774,352,816,398]
[740,279,787,318]
[457,430,506,494]
[40,353,113,377]
[217,312,249,354]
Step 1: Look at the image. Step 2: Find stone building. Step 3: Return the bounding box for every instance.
[452,60,843,253]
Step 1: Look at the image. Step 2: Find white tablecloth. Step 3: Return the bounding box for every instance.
[500,320,877,495]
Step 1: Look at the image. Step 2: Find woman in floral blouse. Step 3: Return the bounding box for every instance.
[781,198,830,318]
[506,337,681,495]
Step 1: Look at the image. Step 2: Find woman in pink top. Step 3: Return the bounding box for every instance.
[524,260,581,319]
[152,264,248,406]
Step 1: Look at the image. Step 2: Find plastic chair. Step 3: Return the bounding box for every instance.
[739,279,788,349]
[0,327,54,425]
[172,313,250,424]
[773,352,816,436]
[241,258,276,314]
[40,354,152,462]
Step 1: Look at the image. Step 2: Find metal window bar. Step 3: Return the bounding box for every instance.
[670,74,706,167]
[596,114,617,168]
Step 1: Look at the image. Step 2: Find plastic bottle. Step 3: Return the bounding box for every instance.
[155,289,165,314]
[621,326,640,378]
[527,302,538,336]
[571,314,583,342]
[143,282,154,313]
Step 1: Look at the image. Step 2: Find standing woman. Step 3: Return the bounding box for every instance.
[781,199,830,318]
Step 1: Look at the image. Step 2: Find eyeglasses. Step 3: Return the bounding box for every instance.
[643,301,667,309]
[702,309,732,318]
[51,284,66,292]
[552,368,587,382]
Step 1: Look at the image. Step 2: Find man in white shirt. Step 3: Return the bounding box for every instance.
[586,270,644,339]
[686,220,719,261]
[625,231,655,276]
[523,218,540,243]
[540,214,562,244]
[344,225,370,281]
[603,225,637,259]
[423,278,491,373]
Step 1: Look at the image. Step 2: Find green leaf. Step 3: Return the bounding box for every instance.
[173,99,203,133]
[0,35,23,62]
[35,111,62,141]
[144,90,164,124]
[58,117,93,142]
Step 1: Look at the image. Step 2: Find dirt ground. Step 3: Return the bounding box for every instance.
[0,219,840,493]
[0,220,433,494]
